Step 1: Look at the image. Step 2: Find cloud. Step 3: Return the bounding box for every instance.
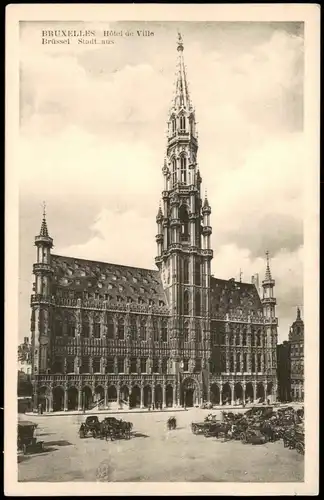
[18,22,304,343]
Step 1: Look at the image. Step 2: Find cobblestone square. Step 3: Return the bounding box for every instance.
[18,409,304,482]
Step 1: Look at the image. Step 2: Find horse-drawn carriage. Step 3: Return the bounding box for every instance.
[282,425,304,455]
[78,416,133,441]
[240,423,267,445]
[17,421,44,455]
[100,417,133,441]
[79,416,101,438]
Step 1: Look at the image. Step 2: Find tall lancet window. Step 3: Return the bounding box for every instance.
[171,117,176,136]
[172,158,177,186]
[179,116,186,132]
[183,290,189,315]
[180,156,187,184]
[179,205,189,241]
[183,259,189,284]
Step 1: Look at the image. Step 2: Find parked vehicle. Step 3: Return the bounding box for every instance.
[79,416,101,438]
[17,421,44,454]
[100,417,133,441]
[240,426,267,445]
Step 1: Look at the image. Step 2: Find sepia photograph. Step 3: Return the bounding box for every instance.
[5,3,319,496]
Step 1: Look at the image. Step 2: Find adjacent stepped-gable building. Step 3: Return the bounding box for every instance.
[288,307,304,401]
[30,34,278,413]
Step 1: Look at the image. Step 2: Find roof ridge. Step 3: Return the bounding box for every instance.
[51,254,159,274]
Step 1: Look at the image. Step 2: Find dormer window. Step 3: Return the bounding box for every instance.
[98,282,103,288]
[159,300,165,307]
[112,275,117,281]
[140,287,144,293]
[117,296,123,303]
[126,297,132,304]
[138,298,144,305]
[149,299,154,306]
[122,276,127,282]
[133,277,138,283]
[75,279,80,286]
[143,278,148,284]
[104,294,110,301]
[101,274,106,281]
[88,282,92,287]
[119,285,124,292]
[80,270,86,277]
[108,283,113,290]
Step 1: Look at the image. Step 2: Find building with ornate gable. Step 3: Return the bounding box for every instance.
[288,307,304,401]
[30,34,278,412]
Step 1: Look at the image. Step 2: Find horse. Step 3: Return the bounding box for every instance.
[167,417,177,430]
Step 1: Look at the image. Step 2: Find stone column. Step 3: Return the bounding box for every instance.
[253,381,257,403]
[207,383,211,404]
[89,357,93,374]
[104,385,108,409]
[162,384,166,408]
[64,387,68,411]
[117,384,121,408]
[220,386,223,405]
[140,385,144,409]
[230,383,235,406]
[242,384,246,405]
[77,388,82,411]
[152,384,156,408]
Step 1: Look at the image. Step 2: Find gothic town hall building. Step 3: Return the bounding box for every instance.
[30,35,278,412]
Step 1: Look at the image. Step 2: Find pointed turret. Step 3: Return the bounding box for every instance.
[156,202,163,222]
[202,190,211,214]
[296,306,301,321]
[261,250,276,320]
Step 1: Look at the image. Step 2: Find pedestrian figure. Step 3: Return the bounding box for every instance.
[152,402,155,410]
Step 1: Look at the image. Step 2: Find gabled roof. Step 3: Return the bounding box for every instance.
[51,254,168,308]
[210,276,262,317]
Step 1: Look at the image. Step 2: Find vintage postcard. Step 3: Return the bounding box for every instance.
[5,3,319,496]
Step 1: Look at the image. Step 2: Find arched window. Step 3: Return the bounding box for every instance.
[153,318,159,342]
[195,291,201,316]
[243,353,247,372]
[93,315,101,338]
[184,290,189,315]
[55,314,63,337]
[82,314,90,338]
[130,316,137,341]
[242,329,247,346]
[230,355,234,373]
[67,314,76,338]
[183,259,189,284]
[179,115,186,131]
[251,354,256,372]
[236,353,241,372]
[195,261,201,285]
[118,317,124,340]
[107,316,114,339]
[180,156,187,183]
[140,320,146,341]
[172,158,177,186]
[196,324,202,342]
[161,321,168,342]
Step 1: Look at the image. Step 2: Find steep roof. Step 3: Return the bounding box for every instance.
[51,254,168,308]
[210,276,262,317]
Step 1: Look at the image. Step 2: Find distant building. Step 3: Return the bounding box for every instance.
[288,307,304,401]
[277,340,291,402]
[18,336,32,375]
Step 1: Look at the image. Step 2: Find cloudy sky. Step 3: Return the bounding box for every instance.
[18,21,304,343]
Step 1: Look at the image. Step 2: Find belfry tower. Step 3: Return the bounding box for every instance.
[155,34,213,392]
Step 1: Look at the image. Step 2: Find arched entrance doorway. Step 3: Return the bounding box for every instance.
[257,383,265,402]
[222,383,231,405]
[107,385,117,402]
[234,383,243,404]
[143,385,152,407]
[120,385,129,404]
[210,383,220,405]
[37,386,49,412]
[154,385,162,407]
[53,386,64,412]
[181,378,199,407]
[166,385,173,407]
[67,386,78,410]
[245,383,253,403]
[94,385,105,404]
[129,385,140,409]
[82,386,93,410]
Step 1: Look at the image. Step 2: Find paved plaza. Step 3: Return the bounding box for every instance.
[18,408,304,482]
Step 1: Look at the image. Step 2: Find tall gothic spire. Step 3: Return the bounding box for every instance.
[264,250,272,281]
[40,201,49,237]
[173,32,192,111]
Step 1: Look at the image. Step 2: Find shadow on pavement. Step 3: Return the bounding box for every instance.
[44,440,73,447]
[131,432,149,439]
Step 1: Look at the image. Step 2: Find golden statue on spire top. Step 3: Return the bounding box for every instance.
[177,31,184,51]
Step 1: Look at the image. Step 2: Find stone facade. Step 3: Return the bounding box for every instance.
[30,34,278,412]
